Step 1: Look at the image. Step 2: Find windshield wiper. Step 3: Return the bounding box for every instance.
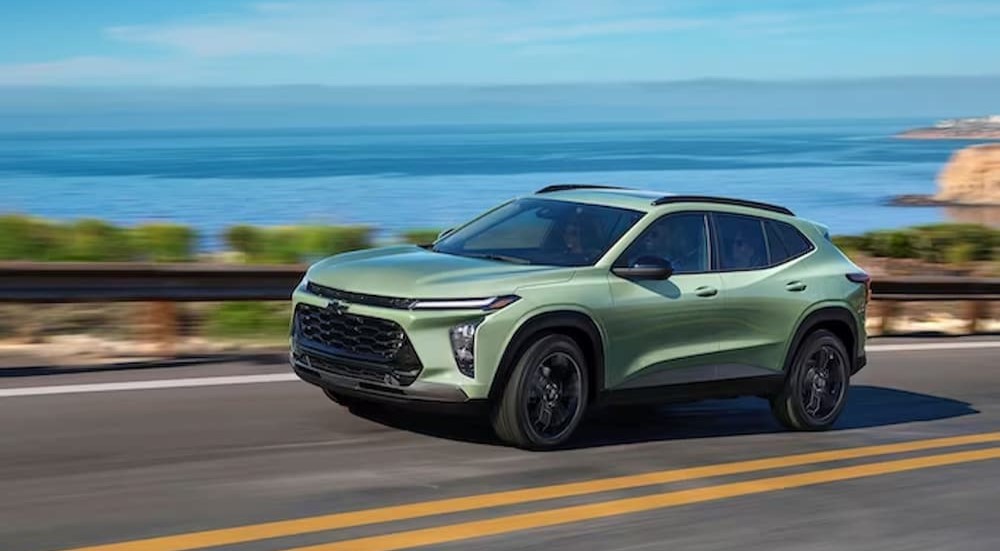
[466,253,531,265]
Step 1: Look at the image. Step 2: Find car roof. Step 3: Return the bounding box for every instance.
[530,185,797,218]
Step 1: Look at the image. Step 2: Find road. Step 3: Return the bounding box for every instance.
[1,338,998,551]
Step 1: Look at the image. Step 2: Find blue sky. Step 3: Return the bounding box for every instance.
[1,0,999,86]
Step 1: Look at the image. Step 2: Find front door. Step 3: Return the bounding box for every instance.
[601,212,727,390]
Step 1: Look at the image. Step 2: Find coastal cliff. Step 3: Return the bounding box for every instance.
[936,144,1000,204]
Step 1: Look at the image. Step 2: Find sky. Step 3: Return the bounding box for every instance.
[1,0,1000,86]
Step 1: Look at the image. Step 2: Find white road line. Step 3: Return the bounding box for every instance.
[867,341,1000,352]
[2,341,999,398]
[0,373,298,397]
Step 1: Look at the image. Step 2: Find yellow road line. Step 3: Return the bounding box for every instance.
[61,432,1000,551]
[287,447,1000,551]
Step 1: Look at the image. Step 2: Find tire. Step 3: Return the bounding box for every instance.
[771,329,850,431]
[492,334,589,450]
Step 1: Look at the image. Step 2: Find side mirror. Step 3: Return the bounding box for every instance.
[612,256,674,280]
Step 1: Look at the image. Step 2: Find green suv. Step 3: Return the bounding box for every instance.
[291,185,870,449]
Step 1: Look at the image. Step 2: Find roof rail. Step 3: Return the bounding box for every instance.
[536,184,629,194]
[651,195,794,216]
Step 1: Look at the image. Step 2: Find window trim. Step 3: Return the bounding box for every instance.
[709,212,816,273]
[612,210,714,275]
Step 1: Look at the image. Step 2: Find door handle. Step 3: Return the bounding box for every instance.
[785,281,807,292]
[694,286,718,297]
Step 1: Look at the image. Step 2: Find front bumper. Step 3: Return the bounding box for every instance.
[290,344,486,414]
[291,281,501,400]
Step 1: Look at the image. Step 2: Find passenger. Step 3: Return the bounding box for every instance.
[730,231,764,268]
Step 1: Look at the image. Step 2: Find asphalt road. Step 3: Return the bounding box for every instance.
[1,338,999,551]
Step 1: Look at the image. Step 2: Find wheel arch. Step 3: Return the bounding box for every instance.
[783,305,860,376]
[489,310,606,403]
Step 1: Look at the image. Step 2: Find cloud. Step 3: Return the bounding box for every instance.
[501,17,707,44]
[4,1,998,86]
[100,1,796,57]
[0,56,156,85]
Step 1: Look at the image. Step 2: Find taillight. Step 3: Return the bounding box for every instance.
[846,272,871,311]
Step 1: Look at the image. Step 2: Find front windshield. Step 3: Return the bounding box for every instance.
[433,198,644,267]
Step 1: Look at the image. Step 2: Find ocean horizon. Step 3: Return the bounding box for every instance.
[0,118,988,250]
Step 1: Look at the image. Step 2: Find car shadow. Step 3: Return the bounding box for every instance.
[346,385,979,449]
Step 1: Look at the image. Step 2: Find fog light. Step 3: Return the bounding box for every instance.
[449,319,481,378]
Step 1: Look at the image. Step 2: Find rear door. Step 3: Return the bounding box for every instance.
[602,212,727,390]
[712,212,819,375]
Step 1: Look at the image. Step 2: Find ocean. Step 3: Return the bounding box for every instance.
[0,119,985,249]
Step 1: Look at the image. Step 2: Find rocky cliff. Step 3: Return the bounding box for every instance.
[936,144,1000,204]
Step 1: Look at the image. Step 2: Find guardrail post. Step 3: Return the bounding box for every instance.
[147,301,178,357]
[872,301,899,336]
[964,300,990,334]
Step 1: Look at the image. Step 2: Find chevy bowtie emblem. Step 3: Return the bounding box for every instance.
[325,299,348,315]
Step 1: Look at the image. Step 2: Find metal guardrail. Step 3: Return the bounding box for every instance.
[0,264,996,343]
[870,276,1000,301]
[0,262,305,303]
[0,263,997,302]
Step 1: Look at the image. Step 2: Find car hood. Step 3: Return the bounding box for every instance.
[306,245,576,298]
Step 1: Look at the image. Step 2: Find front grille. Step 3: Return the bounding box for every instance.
[294,303,422,385]
[306,282,414,310]
[298,352,420,386]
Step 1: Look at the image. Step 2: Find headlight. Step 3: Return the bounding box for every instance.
[412,295,519,311]
[449,319,482,378]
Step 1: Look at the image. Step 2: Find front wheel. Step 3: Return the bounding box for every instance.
[492,334,589,449]
[771,329,850,431]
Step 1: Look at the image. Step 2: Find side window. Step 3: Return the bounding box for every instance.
[715,213,768,270]
[617,213,709,274]
[774,221,813,258]
[764,221,791,262]
[764,220,813,264]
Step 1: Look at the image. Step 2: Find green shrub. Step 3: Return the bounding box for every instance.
[224,225,260,258]
[833,223,998,264]
[223,224,373,263]
[910,223,995,263]
[944,242,978,265]
[0,215,204,262]
[59,219,135,261]
[0,215,64,260]
[297,225,372,260]
[866,230,915,258]
[131,223,197,262]
[401,228,442,245]
[831,235,868,251]
[202,302,291,338]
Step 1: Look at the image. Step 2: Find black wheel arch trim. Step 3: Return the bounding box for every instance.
[490,310,605,402]
[784,306,861,376]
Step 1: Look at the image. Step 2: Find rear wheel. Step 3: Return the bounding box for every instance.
[771,329,850,431]
[492,334,589,449]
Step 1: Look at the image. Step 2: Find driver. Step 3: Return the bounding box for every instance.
[561,218,585,255]
[559,212,602,260]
